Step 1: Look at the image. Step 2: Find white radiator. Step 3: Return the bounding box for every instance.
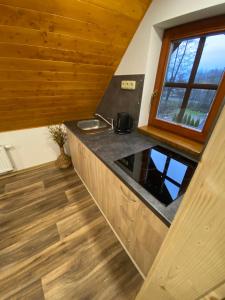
[0,146,13,175]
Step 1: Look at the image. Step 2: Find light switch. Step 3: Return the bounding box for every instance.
[121,80,136,90]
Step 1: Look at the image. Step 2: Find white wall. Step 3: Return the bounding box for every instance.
[115,0,225,126]
[0,127,59,171]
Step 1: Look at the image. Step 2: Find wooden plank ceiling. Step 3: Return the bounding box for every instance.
[0,0,151,132]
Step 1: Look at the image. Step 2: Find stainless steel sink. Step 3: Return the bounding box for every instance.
[77,118,110,133]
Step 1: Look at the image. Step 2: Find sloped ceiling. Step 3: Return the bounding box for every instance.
[0,0,151,132]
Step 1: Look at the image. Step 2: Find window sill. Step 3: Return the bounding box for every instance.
[139,125,204,157]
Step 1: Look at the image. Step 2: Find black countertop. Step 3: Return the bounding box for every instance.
[65,120,198,226]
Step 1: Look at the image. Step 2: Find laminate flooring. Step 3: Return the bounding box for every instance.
[0,162,143,300]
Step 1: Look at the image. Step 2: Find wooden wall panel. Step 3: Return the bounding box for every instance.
[0,0,151,131]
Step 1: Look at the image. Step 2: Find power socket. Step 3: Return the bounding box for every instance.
[121,80,136,90]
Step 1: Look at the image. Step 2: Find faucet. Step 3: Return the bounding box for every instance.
[95,113,114,130]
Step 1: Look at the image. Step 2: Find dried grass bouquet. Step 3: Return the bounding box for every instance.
[48,125,67,147]
[48,125,71,169]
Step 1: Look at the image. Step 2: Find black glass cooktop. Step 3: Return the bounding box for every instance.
[115,145,197,206]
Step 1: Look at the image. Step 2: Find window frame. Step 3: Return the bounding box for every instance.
[149,15,225,143]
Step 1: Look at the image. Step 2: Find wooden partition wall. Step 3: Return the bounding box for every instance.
[0,0,151,132]
[136,105,225,299]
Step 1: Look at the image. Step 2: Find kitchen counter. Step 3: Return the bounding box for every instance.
[65,120,198,226]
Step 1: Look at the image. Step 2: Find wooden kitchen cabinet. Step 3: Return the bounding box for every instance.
[67,130,168,278]
[67,130,108,214]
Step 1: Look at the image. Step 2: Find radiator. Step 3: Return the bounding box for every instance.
[0,146,13,175]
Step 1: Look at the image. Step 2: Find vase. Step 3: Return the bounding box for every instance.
[56,146,72,169]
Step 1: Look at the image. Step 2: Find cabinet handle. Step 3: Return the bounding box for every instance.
[120,185,136,202]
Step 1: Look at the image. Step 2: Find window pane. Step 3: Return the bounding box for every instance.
[165,38,199,83]
[157,87,186,123]
[195,34,225,84]
[181,89,216,131]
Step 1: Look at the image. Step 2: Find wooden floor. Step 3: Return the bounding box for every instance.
[0,162,143,300]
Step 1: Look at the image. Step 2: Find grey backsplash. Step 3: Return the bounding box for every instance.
[96,74,145,128]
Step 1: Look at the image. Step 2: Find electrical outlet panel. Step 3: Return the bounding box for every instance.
[121,80,136,90]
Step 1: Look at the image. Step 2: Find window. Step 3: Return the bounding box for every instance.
[149,16,225,143]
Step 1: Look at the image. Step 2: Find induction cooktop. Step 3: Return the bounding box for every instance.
[115,145,197,206]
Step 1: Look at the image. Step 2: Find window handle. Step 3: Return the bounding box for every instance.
[151,90,158,101]
[149,90,158,112]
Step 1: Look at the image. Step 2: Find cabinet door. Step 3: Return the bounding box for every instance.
[106,175,139,254]
[132,203,168,276]
[67,129,79,172]
[81,145,109,215]
[104,175,168,277]
[68,130,108,215]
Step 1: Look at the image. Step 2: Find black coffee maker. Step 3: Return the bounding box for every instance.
[114,112,133,134]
